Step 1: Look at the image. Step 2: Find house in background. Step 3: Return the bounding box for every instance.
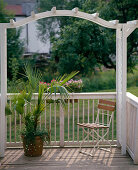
[4,0,51,59]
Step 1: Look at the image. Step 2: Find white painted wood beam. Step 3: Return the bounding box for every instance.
[125,20,137,37]
[125,20,138,29]
[134,108,138,164]
[0,24,7,158]
[4,10,122,29]
[72,7,78,14]
[126,27,136,37]
[109,20,119,25]
[31,11,35,18]
[51,7,56,14]
[91,13,99,18]
[116,28,122,148]
[10,19,15,26]
[121,25,127,155]
[127,20,137,25]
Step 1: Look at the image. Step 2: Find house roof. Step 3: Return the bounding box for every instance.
[4,0,37,5]
[5,0,37,16]
[5,5,25,16]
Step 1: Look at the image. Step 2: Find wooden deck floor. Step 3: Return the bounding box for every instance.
[0,147,138,170]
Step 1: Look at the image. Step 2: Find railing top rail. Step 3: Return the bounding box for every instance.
[127,92,138,108]
[7,92,116,100]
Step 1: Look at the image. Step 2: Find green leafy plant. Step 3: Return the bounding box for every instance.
[6,65,78,144]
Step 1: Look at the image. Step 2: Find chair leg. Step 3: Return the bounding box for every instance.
[78,128,97,157]
[78,127,112,157]
[105,139,112,153]
[93,129,112,153]
[79,130,102,157]
[79,128,89,153]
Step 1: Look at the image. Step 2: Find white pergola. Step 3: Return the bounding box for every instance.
[0,7,137,157]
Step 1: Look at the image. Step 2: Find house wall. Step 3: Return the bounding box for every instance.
[16,16,50,54]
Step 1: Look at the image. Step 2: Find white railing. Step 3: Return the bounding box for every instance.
[126,92,138,164]
[6,92,116,147]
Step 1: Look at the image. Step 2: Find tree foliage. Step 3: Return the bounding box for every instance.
[97,0,138,72]
[52,20,115,75]
[37,0,86,43]
[0,0,24,80]
[37,0,137,74]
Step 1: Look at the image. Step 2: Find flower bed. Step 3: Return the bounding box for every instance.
[40,79,83,93]
[65,79,83,92]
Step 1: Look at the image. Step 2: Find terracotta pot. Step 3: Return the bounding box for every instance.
[22,136,44,157]
[69,99,78,103]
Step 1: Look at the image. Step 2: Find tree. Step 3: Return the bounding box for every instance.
[51,20,115,75]
[0,0,24,80]
[97,0,138,72]
[37,0,86,43]
[37,0,137,74]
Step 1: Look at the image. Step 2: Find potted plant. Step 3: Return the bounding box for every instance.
[5,66,78,157]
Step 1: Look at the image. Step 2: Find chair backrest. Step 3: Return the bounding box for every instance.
[95,99,116,127]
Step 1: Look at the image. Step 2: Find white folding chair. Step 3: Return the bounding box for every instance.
[77,99,116,157]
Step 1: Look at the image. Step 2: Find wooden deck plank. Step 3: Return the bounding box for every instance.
[0,148,138,170]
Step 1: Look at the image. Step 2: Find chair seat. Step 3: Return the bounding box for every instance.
[77,123,109,129]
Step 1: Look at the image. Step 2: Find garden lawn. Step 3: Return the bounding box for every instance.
[99,86,138,97]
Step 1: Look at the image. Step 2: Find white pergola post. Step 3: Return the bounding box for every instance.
[116,25,127,155]
[116,28,122,148]
[121,25,127,155]
[116,22,137,155]
[0,24,7,157]
[116,25,129,155]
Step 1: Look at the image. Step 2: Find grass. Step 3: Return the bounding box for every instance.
[127,87,138,97]
[82,69,138,94]
[99,86,138,97]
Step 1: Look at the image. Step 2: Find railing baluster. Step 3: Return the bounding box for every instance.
[54,102,56,143]
[88,99,89,142]
[77,99,79,142]
[68,99,70,142]
[60,103,64,147]
[97,100,99,141]
[92,100,94,142]
[73,99,74,142]
[50,104,51,143]
[112,112,114,141]
[9,100,11,143]
[9,115,11,143]
[92,100,95,122]
[102,109,104,139]
[20,115,22,142]
[83,100,85,140]
[45,100,46,129]
[132,107,135,149]
[107,110,109,140]
[14,110,16,143]
[5,115,7,149]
